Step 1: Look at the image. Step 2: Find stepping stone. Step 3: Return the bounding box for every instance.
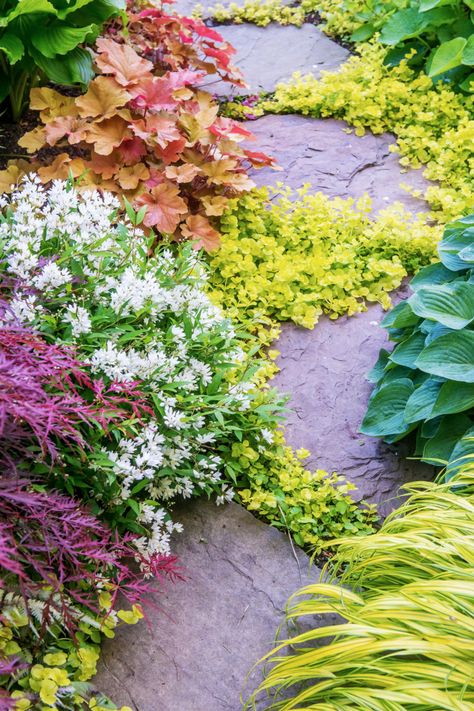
[95,500,323,711]
[201,23,348,95]
[248,114,431,214]
[273,290,434,518]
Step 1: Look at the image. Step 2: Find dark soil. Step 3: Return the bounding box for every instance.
[0,110,37,169]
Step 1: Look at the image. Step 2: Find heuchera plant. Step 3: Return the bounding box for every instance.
[14,5,276,249]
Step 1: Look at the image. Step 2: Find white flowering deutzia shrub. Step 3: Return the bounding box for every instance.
[0,176,284,555]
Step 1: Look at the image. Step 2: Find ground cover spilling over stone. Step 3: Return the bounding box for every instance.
[97,12,436,709]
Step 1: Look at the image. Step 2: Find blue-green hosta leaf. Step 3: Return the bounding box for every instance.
[428,37,467,77]
[381,300,419,329]
[431,381,474,417]
[360,378,415,437]
[415,331,474,382]
[439,225,474,271]
[408,282,474,329]
[410,261,457,291]
[0,32,24,63]
[380,8,430,45]
[404,379,442,423]
[31,22,95,58]
[380,365,413,384]
[424,322,455,345]
[459,242,474,261]
[445,425,474,478]
[367,348,390,383]
[390,332,426,369]
[422,414,472,465]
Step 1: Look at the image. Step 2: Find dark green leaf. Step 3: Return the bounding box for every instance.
[360,378,415,437]
[415,331,474,382]
[31,22,95,58]
[404,378,442,423]
[390,332,426,368]
[408,282,474,329]
[422,414,472,464]
[410,261,457,291]
[432,380,474,417]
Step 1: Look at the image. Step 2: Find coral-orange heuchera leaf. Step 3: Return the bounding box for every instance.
[181,214,220,252]
[95,37,154,86]
[164,164,201,183]
[132,115,182,148]
[84,116,131,155]
[117,164,150,190]
[45,117,88,146]
[135,182,187,233]
[76,76,131,119]
[18,126,47,153]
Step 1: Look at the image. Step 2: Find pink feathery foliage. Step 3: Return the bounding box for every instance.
[0,325,151,472]
[0,323,179,642]
[0,479,180,633]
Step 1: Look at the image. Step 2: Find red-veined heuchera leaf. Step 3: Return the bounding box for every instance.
[95,37,154,86]
[135,182,188,232]
[181,214,220,251]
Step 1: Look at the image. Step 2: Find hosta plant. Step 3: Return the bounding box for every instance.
[0,0,125,120]
[10,7,275,248]
[361,212,474,474]
[245,467,474,710]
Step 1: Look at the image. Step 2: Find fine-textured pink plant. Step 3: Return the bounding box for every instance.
[0,323,152,472]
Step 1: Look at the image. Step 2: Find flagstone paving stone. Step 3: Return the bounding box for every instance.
[248,114,430,214]
[273,294,433,518]
[202,23,349,95]
[94,500,324,711]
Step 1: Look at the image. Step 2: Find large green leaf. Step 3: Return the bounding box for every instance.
[381,300,419,328]
[432,380,474,417]
[408,282,474,329]
[32,45,93,85]
[380,8,430,45]
[428,37,467,76]
[31,22,94,58]
[404,378,442,423]
[424,322,455,345]
[65,0,125,24]
[438,226,474,271]
[462,34,474,65]
[360,378,415,437]
[1,0,56,26]
[415,331,474,382]
[0,31,24,63]
[390,332,426,369]
[422,414,472,464]
[410,261,456,291]
[445,425,474,477]
[367,348,390,384]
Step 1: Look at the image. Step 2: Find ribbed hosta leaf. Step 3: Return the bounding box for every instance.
[409,282,474,329]
[381,300,418,329]
[390,332,426,368]
[361,379,415,437]
[432,381,474,417]
[31,23,94,58]
[422,414,472,464]
[415,331,474,382]
[410,262,456,291]
[439,226,474,271]
[404,379,442,423]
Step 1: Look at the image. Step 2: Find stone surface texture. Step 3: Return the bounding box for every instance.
[202,23,348,95]
[95,500,322,711]
[248,114,430,214]
[273,292,433,517]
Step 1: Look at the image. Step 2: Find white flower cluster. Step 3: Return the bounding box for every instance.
[0,176,273,556]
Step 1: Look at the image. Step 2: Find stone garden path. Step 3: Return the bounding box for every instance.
[96,10,434,709]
